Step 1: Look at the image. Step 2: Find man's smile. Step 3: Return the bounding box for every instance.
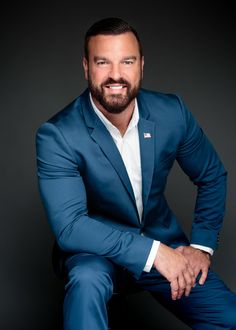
[103,84,127,94]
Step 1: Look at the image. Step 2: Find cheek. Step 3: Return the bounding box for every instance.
[128,72,142,85]
[124,66,142,81]
[90,69,107,84]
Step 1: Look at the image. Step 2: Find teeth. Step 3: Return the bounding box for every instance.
[109,85,123,89]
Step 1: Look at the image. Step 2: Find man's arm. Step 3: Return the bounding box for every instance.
[174,95,227,284]
[176,95,227,250]
[36,122,153,279]
[150,95,227,299]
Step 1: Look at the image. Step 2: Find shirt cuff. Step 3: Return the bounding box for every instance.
[190,244,214,256]
[143,240,160,272]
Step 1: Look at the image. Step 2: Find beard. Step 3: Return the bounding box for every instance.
[88,73,142,114]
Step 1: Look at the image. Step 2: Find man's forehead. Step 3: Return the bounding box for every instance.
[87,33,140,55]
[88,32,139,47]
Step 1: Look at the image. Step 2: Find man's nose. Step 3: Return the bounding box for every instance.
[108,64,122,81]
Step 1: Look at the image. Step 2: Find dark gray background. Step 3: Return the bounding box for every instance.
[1,1,235,329]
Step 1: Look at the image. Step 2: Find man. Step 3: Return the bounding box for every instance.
[36,17,236,329]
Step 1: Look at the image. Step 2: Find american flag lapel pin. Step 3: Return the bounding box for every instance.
[144,132,151,139]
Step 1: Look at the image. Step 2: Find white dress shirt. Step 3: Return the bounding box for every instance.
[89,93,213,273]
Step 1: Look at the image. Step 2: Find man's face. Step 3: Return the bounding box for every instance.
[83,32,144,114]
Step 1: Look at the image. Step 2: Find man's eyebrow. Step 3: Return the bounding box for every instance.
[93,56,138,62]
[122,56,137,61]
[94,56,109,62]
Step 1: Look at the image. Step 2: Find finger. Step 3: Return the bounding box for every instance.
[176,274,186,299]
[184,265,196,285]
[188,264,200,281]
[187,264,195,278]
[183,268,195,296]
[199,268,209,285]
[185,282,193,297]
[193,267,200,279]
[170,279,179,301]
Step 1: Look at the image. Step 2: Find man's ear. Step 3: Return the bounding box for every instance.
[141,56,144,78]
[82,57,89,80]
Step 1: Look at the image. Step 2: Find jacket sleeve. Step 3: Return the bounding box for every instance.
[36,121,153,278]
[175,96,227,250]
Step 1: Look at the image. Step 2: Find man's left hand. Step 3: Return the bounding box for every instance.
[175,246,211,285]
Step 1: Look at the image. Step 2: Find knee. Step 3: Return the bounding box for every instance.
[65,256,114,300]
[221,295,236,330]
[223,296,236,329]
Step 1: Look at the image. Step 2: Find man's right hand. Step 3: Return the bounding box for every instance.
[153,243,196,300]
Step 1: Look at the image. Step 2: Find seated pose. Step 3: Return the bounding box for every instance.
[36,17,236,330]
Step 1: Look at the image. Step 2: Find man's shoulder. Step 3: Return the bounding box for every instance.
[137,88,186,121]
[35,90,90,149]
[138,88,181,105]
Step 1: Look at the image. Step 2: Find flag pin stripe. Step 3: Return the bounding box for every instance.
[144,132,151,138]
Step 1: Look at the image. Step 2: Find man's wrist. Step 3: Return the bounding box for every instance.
[190,244,214,256]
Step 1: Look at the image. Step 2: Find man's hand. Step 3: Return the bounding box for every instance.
[175,246,211,285]
[153,243,196,300]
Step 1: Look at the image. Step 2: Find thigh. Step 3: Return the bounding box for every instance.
[64,253,119,293]
[65,253,116,274]
[137,269,236,329]
[65,252,117,277]
[63,254,120,330]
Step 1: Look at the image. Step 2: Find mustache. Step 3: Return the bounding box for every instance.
[101,78,130,87]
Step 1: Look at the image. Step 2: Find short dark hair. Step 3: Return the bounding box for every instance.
[84,17,143,60]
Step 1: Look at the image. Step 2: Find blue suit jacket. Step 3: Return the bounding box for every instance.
[36,88,227,279]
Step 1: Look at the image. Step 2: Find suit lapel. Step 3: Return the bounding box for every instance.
[80,90,137,207]
[80,89,156,219]
[138,118,155,213]
[137,93,156,216]
[91,121,136,204]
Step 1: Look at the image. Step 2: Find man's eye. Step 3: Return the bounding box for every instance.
[97,61,107,65]
[123,60,134,65]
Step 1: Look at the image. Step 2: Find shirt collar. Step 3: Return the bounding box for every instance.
[89,93,139,136]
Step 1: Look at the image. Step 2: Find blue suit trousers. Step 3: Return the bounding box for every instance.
[63,254,236,330]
